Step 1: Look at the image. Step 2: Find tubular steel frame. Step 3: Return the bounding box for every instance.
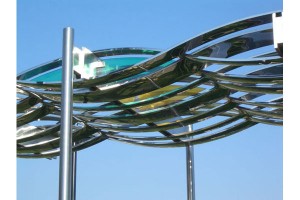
[17,11,283,200]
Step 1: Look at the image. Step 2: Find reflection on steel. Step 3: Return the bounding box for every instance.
[17,12,283,159]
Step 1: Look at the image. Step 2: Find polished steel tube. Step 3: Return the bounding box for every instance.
[186,125,195,200]
[71,149,77,200]
[59,27,74,200]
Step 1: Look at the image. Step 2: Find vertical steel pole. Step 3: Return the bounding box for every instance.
[186,125,195,200]
[71,146,77,200]
[59,27,74,200]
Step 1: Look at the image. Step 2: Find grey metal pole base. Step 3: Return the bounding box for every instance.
[59,27,74,200]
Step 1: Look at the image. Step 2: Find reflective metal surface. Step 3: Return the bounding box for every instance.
[59,27,74,200]
[17,12,283,159]
[186,125,195,200]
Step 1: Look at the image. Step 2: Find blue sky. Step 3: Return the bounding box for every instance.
[17,1,283,200]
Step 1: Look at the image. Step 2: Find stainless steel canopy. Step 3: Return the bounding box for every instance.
[17,12,283,159]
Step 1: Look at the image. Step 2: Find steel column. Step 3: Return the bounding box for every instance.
[59,27,74,200]
[71,149,77,200]
[186,125,195,200]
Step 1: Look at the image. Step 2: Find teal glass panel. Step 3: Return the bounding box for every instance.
[101,57,147,75]
[30,57,148,82]
[31,68,62,82]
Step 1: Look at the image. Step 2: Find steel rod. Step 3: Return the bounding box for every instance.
[59,27,74,200]
[186,124,196,200]
[71,149,77,200]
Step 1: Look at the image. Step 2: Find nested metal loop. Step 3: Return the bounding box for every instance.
[17,12,283,158]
